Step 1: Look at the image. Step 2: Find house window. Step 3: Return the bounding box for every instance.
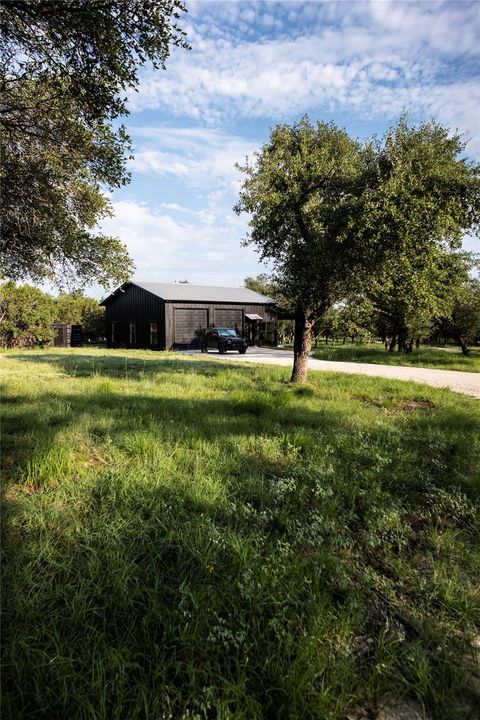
[129,322,136,345]
[150,322,158,345]
[111,322,116,343]
[261,321,276,343]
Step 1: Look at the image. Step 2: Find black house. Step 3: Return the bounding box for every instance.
[100,281,278,350]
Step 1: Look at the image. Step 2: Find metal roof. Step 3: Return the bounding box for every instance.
[102,281,276,305]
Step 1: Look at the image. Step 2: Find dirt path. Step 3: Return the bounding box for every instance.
[182,348,480,399]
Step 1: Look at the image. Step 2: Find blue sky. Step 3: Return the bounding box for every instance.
[97,0,480,297]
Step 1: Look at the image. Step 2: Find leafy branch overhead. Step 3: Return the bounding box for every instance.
[0,0,189,288]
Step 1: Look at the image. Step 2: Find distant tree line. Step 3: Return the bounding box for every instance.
[0,282,104,348]
[245,273,480,357]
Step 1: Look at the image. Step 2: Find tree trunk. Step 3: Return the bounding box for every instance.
[388,334,397,352]
[291,310,314,383]
[454,333,470,356]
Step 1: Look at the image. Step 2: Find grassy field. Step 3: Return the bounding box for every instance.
[310,343,480,372]
[1,348,479,720]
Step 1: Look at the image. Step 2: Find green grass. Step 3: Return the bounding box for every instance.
[310,343,480,372]
[1,348,479,720]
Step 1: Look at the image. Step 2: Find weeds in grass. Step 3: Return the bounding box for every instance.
[1,348,479,719]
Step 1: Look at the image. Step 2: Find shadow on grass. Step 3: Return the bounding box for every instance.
[2,359,480,719]
[9,351,262,381]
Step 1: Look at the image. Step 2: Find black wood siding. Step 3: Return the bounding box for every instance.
[165,302,276,349]
[174,308,209,345]
[104,285,166,349]
[103,285,277,350]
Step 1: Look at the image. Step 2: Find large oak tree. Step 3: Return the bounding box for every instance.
[0,0,188,287]
[235,117,480,382]
[235,117,366,382]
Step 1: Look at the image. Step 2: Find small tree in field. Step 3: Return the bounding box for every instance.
[235,117,364,382]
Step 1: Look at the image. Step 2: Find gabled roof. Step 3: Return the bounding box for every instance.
[100,281,277,305]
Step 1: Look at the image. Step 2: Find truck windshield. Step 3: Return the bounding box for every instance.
[218,329,238,337]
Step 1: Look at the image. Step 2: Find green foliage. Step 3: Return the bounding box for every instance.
[0,1,188,287]
[366,251,474,351]
[0,283,105,348]
[55,291,105,342]
[2,349,479,719]
[318,296,376,344]
[1,0,188,123]
[361,117,480,256]
[1,78,134,286]
[0,281,55,348]
[244,273,280,299]
[236,117,363,314]
[446,278,480,353]
[359,119,480,351]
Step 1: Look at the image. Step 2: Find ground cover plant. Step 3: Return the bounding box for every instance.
[311,343,480,373]
[1,348,479,720]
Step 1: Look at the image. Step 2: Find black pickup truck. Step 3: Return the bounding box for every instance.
[201,327,248,354]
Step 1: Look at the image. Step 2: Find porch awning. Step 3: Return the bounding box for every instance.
[245,313,263,321]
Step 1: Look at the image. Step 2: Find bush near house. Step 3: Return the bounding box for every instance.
[0,283,105,348]
[0,282,56,348]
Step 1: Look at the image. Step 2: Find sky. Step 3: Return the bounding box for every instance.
[96,0,480,298]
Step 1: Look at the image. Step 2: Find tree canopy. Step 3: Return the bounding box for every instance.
[235,116,480,381]
[235,117,364,381]
[0,0,188,287]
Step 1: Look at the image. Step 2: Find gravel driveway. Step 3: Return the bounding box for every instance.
[182,347,480,399]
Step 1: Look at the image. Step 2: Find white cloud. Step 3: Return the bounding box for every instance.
[158,202,192,213]
[368,0,479,57]
[128,1,480,153]
[89,1,479,297]
[98,196,269,287]
[129,125,259,189]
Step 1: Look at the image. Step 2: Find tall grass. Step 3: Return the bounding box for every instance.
[1,348,479,719]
